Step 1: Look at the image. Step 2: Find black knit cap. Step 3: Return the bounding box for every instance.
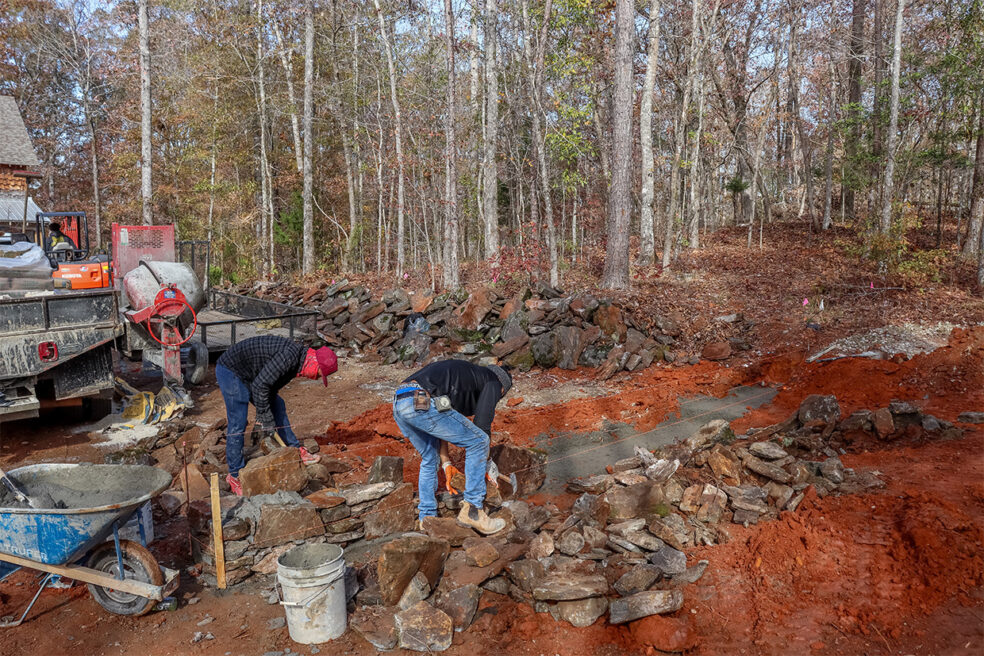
[487,364,512,395]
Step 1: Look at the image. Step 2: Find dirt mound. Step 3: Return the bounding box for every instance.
[736,325,984,432]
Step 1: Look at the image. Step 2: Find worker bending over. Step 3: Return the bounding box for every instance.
[393,360,512,534]
[216,335,336,495]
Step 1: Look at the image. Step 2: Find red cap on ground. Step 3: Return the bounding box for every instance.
[315,346,337,385]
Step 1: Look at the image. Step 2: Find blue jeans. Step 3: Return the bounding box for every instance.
[216,364,300,478]
[392,389,490,520]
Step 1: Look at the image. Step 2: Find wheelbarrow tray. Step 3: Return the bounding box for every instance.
[0,463,172,565]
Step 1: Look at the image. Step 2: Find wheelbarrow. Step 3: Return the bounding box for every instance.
[0,463,180,626]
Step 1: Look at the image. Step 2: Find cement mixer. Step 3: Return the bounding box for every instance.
[120,260,209,386]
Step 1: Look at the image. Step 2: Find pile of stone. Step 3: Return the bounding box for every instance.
[335,395,923,650]
[155,436,547,591]
[148,393,966,651]
[229,278,755,376]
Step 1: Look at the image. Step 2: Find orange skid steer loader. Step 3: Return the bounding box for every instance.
[38,211,112,290]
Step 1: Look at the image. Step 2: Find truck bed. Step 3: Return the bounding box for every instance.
[0,289,122,420]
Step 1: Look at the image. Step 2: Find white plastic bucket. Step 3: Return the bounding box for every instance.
[276,543,347,644]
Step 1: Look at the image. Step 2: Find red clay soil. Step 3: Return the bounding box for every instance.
[684,429,984,655]
[734,325,984,432]
[1,329,982,655]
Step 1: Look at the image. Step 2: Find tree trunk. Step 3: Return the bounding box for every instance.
[965,94,984,256]
[256,0,272,276]
[273,21,303,174]
[85,111,101,248]
[789,5,817,229]
[482,0,500,258]
[528,0,556,285]
[637,0,662,266]
[822,25,836,230]
[663,0,700,268]
[138,0,152,225]
[844,0,866,219]
[443,0,460,289]
[879,0,904,234]
[600,0,634,289]
[870,0,885,214]
[208,83,217,280]
[302,0,314,274]
[374,0,406,278]
[689,62,707,249]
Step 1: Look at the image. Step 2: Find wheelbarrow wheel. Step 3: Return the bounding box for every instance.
[86,540,164,616]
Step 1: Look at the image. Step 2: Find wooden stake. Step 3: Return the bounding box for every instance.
[209,472,226,589]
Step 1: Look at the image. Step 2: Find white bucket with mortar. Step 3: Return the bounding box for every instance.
[276,543,347,643]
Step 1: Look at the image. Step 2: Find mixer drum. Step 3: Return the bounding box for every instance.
[122,261,205,334]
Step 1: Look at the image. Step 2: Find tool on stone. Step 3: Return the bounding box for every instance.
[486,460,511,489]
[0,469,54,509]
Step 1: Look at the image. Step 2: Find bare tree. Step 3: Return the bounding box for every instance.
[969,93,983,276]
[822,16,837,230]
[374,0,406,277]
[482,0,500,258]
[138,0,152,225]
[301,0,314,274]
[967,94,984,257]
[443,0,459,289]
[638,0,662,266]
[272,20,303,174]
[527,0,557,285]
[879,0,904,234]
[600,0,634,289]
[663,0,701,268]
[844,0,866,219]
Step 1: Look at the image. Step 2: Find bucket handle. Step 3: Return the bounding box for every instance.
[276,574,341,610]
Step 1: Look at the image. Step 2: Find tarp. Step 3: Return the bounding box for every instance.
[0,241,48,270]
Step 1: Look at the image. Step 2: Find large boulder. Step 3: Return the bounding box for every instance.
[239,447,307,496]
[548,596,609,628]
[608,590,684,624]
[797,394,841,425]
[452,289,493,331]
[369,456,405,485]
[377,535,451,606]
[396,601,454,652]
[500,309,529,342]
[555,326,583,370]
[364,483,416,539]
[490,444,546,497]
[435,584,482,631]
[530,331,563,368]
[593,304,627,343]
[252,502,324,548]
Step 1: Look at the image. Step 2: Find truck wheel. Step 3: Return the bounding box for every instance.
[183,341,210,386]
[86,540,163,616]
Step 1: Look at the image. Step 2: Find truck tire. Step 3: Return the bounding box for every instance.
[183,341,209,386]
[86,540,163,616]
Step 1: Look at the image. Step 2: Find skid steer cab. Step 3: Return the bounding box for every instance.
[37,211,111,290]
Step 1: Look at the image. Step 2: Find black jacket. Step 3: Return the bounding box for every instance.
[217,336,305,425]
[404,360,504,436]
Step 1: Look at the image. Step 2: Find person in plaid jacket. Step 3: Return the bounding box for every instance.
[216,335,337,495]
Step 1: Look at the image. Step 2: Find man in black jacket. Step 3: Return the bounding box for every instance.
[216,335,337,495]
[392,359,512,534]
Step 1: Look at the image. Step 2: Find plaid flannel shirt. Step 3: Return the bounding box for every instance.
[217,335,305,426]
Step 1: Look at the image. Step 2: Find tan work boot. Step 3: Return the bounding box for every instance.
[457,501,505,535]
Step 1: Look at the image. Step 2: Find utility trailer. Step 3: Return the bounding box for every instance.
[0,289,121,422]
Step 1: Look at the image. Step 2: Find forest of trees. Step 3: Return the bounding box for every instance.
[1,0,982,289]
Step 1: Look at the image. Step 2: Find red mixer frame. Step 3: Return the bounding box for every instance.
[124,284,198,384]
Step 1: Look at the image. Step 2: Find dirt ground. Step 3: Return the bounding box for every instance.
[0,327,981,655]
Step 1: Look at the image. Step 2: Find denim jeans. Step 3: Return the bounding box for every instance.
[392,388,490,520]
[216,364,300,478]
